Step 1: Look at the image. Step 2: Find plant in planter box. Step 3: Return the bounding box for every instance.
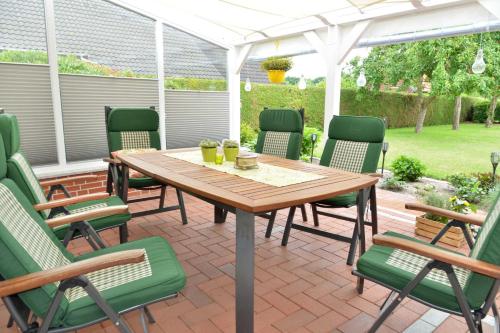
[260,56,293,83]
[414,192,466,247]
[223,139,239,162]
[199,139,219,162]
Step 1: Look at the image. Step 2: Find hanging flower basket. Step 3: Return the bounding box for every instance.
[261,57,293,84]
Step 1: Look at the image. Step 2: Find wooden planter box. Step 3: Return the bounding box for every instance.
[415,215,465,247]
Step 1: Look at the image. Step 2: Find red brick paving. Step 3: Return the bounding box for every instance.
[1,188,497,332]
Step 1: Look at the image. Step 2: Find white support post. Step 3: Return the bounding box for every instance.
[477,0,500,19]
[323,25,343,134]
[155,21,167,149]
[227,45,252,142]
[44,0,67,166]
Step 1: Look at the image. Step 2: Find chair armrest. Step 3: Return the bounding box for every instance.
[363,173,382,178]
[33,193,110,211]
[405,202,484,226]
[0,249,145,298]
[103,157,122,166]
[373,234,500,279]
[39,175,99,188]
[45,205,129,228]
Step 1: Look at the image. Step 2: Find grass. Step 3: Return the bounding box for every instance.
[382,123,500,180]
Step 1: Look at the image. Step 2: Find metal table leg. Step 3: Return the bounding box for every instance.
[235,209,255,333]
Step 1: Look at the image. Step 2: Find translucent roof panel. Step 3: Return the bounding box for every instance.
[115,0,483,46]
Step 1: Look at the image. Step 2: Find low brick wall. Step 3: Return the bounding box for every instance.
[41,170,160,200]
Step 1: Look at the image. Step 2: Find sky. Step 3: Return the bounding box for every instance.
[287,47,370,79]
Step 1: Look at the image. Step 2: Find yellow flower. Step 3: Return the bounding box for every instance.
[464,201,470,206]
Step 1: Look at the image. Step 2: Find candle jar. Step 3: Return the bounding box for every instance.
[215,151,224,165]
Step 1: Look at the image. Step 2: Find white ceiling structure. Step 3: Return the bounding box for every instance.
[108,0,499,137]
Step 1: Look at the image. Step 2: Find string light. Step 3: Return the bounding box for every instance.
[244,78,252,92]
[356,69,367,87]
[298,75,306,90]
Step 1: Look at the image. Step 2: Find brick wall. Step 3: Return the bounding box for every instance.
[41,170,160,200]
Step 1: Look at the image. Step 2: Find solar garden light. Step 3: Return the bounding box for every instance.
[381,142,389,176]
[491,151,499,181]
[310,133,318,163]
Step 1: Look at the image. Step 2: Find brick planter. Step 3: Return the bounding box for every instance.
[415,215,465,247]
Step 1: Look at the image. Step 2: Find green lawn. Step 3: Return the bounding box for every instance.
[381,123,500,180]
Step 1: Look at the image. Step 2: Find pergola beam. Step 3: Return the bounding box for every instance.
[234,44,253,74]
[477,0,500,18]
[336,20,371,65]
[303,31,328,64]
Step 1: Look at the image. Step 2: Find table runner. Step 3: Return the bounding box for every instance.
[164,150,325,187]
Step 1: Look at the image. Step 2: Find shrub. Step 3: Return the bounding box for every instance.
[391,155,425,182]
[260,57,293,72]
[240,122,257,150]
[301,126,323,158]
[448,173,493,204]
[421,192,449,223]
[380,177,406,192]
[471,101,500,123]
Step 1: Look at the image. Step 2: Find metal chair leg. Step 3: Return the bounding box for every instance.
[159,185,166,209]
[369,185,378,236]
[311,203,319,227]
[299,204,308,222]
[346,223,359,266]
[140,308,150,333]
[281,206,297,246]
[176,188,188,225]
[214,206,226,224]
[119,224,128,243]
[265,211,277,238]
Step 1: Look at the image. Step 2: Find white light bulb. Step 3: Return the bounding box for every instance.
[244,78,252,92]
[472,48,486,74]
[356,69,367,87]
[298,75,306,90]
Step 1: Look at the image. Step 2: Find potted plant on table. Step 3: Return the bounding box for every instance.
[223,139,239,162]
[260,56,293,84]
[414,192,470,247]
[199,139,219,162]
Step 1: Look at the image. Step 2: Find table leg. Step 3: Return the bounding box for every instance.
[235,209,255,333]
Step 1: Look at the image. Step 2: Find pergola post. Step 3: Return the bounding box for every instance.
[227,44,252,142]
[324,25,342,134]
[155,21,167,150]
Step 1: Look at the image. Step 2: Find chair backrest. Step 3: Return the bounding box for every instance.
[255,108,303,160]
[463,191,500,308]
[0,134,73,325]
[319,115,385,173]
[105,107,161,154]
[0,114,51,218]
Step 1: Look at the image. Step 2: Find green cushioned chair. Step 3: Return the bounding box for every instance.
[279,115,385,265]
[353,192,500,333]
[0,134,186,333]
[0,113,131,247]
[104,106,187,225]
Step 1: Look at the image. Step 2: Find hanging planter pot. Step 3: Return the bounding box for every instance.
[261,57,293,84]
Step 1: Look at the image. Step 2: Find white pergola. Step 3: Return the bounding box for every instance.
[107,0,500,140]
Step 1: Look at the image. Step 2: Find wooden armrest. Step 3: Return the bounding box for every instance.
[0,249,145,298]
[40,175,98,187]
[363,172,382,178]
[405,202,484,226]
[373,234,500,279]
[45,205,129,228]
[34,193,110,211]
[103,157,122,165]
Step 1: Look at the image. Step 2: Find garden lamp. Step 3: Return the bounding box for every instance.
[310,133,318,163]
[491,151,499,181]
[381,142,389,176]
[244,78,252,92]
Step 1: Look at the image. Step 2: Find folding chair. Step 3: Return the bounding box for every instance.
[273,115,385,265]
[353,192,500,333]
[0,113,131,246]
[104,107,188,226]
[0,134,186,333]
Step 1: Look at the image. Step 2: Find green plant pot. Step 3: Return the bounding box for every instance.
[224,147,239,162]
[201,147,217,162]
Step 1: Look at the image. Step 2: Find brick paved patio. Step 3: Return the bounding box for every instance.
[1,188,497,333]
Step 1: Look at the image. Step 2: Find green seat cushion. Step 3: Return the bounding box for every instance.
[316,192,357,207]
[357,231,473,312]
[62,236,186,327]
[52,196,131,240]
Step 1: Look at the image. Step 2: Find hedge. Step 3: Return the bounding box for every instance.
[241,82,485,130]
[470,101,500,123]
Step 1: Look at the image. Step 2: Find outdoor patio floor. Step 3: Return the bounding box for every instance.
[1,188,497,333]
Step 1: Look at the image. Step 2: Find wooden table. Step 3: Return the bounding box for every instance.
[117,148,379,333]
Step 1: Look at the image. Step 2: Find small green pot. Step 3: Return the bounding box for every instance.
[224,147,239,162]
[201,147,217,162]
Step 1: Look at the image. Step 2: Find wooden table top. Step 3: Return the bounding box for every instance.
[117,148,379,214]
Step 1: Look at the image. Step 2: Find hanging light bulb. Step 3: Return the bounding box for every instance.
[472,48,486,74]
[298,75,306,90]
[356,69,367,88]
[244,77,252,92]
